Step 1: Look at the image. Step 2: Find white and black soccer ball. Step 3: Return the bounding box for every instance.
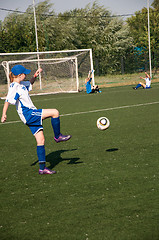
[97,117,110,130]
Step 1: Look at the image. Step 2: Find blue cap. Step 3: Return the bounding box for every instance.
[11,65,31,76]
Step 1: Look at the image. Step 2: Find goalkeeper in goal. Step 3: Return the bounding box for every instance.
[1,64,71,175]
[85,70,101,94]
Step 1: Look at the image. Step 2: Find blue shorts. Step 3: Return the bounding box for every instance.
[26,109,43,135]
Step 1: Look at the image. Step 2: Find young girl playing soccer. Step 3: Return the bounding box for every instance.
[133,72,151,90]
[1,64,71,175]
[85,70,101,94]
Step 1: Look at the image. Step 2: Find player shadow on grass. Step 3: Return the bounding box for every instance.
[106,148,119,152]
[46,149,82,169]
[31,149,82,169]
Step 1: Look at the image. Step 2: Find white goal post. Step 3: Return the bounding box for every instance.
[0,49,95,96]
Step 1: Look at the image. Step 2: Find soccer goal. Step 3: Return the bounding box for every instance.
[0,49,94,96]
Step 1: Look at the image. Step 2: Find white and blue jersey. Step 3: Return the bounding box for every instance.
[145,77,151,88]
[6,81,43,135]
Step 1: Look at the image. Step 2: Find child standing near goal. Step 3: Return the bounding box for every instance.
[1,64,71,175]
[133,72,151,90]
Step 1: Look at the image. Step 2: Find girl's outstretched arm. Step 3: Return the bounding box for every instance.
[146,72,151,79]
[1,101,10,123]
[140,76,145,80]
[30,68,43,84]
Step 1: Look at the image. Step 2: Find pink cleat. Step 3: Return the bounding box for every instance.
[54,134,72,143]
[39,167,56,175]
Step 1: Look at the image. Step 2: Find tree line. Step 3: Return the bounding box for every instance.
[0,0,159,75]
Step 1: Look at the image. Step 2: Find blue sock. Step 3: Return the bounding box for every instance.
[37,145,46,170]
[136,84,142,89]
[51,117,60,139]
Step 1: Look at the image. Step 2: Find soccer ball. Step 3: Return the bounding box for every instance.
[97,117,110,130]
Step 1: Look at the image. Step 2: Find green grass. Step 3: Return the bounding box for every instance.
[95,72,159,88]
[0,84,159,240]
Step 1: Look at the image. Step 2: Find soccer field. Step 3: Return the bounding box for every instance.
[0,84,159,240]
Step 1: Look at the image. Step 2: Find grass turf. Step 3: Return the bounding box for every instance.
[0,84,159,240]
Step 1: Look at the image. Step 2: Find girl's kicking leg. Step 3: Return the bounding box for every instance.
[42,109,72,143]
[35,130,56,174]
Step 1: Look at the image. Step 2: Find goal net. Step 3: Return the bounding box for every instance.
[0,49,94,97]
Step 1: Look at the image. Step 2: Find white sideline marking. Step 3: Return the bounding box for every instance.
[60,101,159,117]
[0,101,159,125]
[0,120,22,125]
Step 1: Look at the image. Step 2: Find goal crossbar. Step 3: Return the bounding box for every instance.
[2,57,77,65]
[0,48,92,56]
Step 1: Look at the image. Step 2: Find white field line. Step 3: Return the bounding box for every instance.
[0,101,159,125]
[60,101,159,117]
